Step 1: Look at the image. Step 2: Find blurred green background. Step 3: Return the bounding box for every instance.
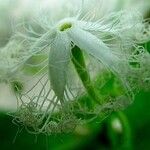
[0,0,150,150]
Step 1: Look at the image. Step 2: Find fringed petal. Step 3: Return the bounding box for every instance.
[68,27,120,74]
[48,33,71,100]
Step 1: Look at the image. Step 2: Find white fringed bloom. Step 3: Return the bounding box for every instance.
[8,0,150,134]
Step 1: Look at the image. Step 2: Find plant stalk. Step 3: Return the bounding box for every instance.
[71,45,101,104]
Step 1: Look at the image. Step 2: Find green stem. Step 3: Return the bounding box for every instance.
[71,45,101,104]
[108,111,132,150]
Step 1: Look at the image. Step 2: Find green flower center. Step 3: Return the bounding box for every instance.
[59,22,72,31]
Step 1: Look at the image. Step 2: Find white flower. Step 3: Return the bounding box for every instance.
[4,0,150,134]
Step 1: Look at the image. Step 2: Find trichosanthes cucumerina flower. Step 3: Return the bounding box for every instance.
[7,0,150,134]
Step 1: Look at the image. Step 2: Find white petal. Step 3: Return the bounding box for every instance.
[67,27,120,74]
[48,33,71,99]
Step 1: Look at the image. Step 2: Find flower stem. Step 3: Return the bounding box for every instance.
[71,45,101,104]
[108,111,132,150]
